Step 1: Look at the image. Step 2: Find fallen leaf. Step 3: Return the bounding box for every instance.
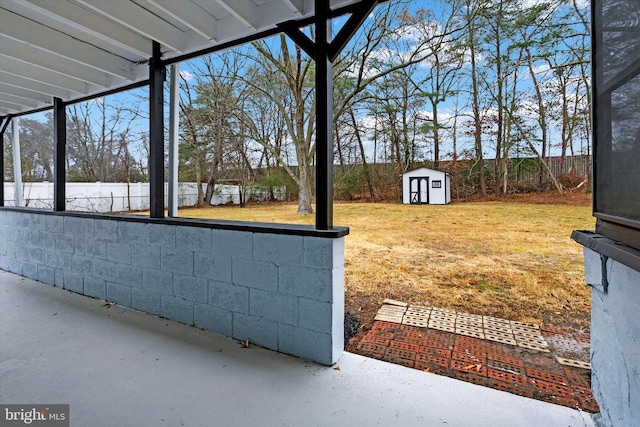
[464,363,483,372]
[333,365,341,371]
[102,303,113,308]
[239,339,250,348]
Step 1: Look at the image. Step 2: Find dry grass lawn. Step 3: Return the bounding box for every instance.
[177,193,594,332]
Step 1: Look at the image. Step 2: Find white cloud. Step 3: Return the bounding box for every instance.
[179,70,194,81]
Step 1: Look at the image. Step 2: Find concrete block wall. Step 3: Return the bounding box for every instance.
[0,210,345,365]
[582,248,640,427]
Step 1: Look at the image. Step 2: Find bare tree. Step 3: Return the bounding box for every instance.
[66,97,143,183]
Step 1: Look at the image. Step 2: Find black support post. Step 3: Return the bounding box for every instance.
[149,41,166,218]
[53,97,66,212]
[315,0,333,230]
[0,116,7,207]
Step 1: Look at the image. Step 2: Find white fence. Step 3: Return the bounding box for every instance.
[3,182,286,212]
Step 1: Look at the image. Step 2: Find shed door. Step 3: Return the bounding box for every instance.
[409,177,429,204]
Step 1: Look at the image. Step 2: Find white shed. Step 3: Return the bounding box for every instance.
[402,167,451,205]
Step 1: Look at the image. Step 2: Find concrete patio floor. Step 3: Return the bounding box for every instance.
[1,270,594,427]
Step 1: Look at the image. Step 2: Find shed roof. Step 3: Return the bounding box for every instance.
[402,167,449,176]
[0,0,362,116]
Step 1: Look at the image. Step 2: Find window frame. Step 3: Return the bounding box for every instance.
[592,0,640,251]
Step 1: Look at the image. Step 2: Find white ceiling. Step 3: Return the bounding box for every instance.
[0,0,363,116]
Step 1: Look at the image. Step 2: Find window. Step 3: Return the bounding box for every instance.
[432,180,442,188]
[593,0,640,250]
[2,112,53,209]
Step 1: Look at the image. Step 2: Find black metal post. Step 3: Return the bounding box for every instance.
[0,116,6,206]
[315,0,333,230]
[0,116,7,207]
[149,41,166,218]
[53,97,66,211]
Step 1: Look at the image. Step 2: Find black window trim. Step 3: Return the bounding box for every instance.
[590,0,640,252]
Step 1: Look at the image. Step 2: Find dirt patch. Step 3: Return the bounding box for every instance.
[460,190,592,206]
[344,314,360,343]
[344,292,380,349]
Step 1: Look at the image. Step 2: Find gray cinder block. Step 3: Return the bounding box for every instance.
[143,268,174,295]
[84,277,106,299]
[208,281,249,314]
[176,226,212,253]
[194,253,231,283]
[132,245,160,269]
[212,229,252,259]
[64,216,94,236]
[132,288,160,315]
[279,265,333,302]
[114,264,143,288]
[232,313,278,350]
[64,271,84,294]
[253,233,303,265]
[106,282,132,306]
[232,258,277,291]
[298,298,332,333]
[148,224,176,248]
[174,274,208,303]
[161,248,194,275]
[249,289,297,326]
[194,303,232,336]
[117,221,148,245]
[160,295,194,325]
[94,219,118,241]
[37,265,55,285]
[107,242,132,264]
[92,258,116,281]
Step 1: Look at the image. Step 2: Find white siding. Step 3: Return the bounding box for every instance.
[402,168,450,205]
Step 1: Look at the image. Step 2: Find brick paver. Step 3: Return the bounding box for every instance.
[350,302,598,413]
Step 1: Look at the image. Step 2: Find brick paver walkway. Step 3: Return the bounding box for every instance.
[351,301,599,413]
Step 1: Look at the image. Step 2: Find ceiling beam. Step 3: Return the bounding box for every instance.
[1,56,89,94]
[147,0,219,41]
[0,100,25,112]
[0,72,71,100]
[0,92,39,109]
[0,85,53,104]
[0,38,112,87]
[216,0,258,29]
[16,0,151,58]
[0,10,134,79]
[282,0,307,15]
[78,0,186,52]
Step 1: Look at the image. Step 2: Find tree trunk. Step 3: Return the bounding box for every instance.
[204,176,216,205]
[297,161,313,214]
[195,164,204,207]
[468,10,487,197]
[513,119,563,194]
[349,109,376,200]
[432,99,440,169]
